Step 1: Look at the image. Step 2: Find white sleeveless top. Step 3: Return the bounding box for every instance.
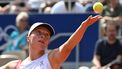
[19,53,52,69]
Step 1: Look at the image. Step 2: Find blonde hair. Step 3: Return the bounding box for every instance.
[16,12,29,25]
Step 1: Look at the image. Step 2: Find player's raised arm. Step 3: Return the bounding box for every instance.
[49,15,102,64]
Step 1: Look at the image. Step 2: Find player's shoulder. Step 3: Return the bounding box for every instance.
[48,48,60,61]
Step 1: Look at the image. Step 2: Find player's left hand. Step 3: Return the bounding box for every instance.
[83,15,102,27]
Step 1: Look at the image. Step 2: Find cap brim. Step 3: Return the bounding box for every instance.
[28,22,55,37]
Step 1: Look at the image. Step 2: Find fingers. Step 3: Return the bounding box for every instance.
[87,15,92,20]
[83,15,93,23]
[91,15,102,23]
[88,15,102,22]
[82,15,102,27]
[88,15,102,19]
[93,15,102,19]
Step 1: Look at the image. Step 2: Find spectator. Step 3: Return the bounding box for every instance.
[100,0,122,40]
[0,6,3,14]
[27,0,43,13]
[102,0,122,24]
[40,1,57,14]
[79,0,93,13]
[51,0,85,14]
[4,12,29,52]
[1,0,29,14]
[92,21,122,69]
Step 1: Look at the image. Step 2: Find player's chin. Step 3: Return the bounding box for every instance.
[38,46,47,50]
[36,47,45,51]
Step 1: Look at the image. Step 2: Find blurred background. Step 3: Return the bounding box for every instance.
[0,0,122,69]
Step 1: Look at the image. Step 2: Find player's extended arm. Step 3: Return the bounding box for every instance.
[50,15,101,64]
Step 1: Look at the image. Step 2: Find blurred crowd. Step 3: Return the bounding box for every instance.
[0,0,121,14]
[0,0,122,69]
[0,0,118,14]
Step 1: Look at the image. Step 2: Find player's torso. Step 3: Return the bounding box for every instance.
[19,54,52,69]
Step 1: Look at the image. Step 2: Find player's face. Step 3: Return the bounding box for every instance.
[28,27,51,51]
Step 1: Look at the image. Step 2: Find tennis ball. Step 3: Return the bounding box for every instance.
[93,2,103,13]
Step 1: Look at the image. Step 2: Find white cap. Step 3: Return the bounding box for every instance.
[28,22,55,36]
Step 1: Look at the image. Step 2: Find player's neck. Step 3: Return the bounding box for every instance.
[29,50,45,60]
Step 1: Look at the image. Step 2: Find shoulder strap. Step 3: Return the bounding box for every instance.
[14,60,22,69]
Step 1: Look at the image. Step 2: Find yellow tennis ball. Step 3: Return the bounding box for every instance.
[93,2,103,13]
